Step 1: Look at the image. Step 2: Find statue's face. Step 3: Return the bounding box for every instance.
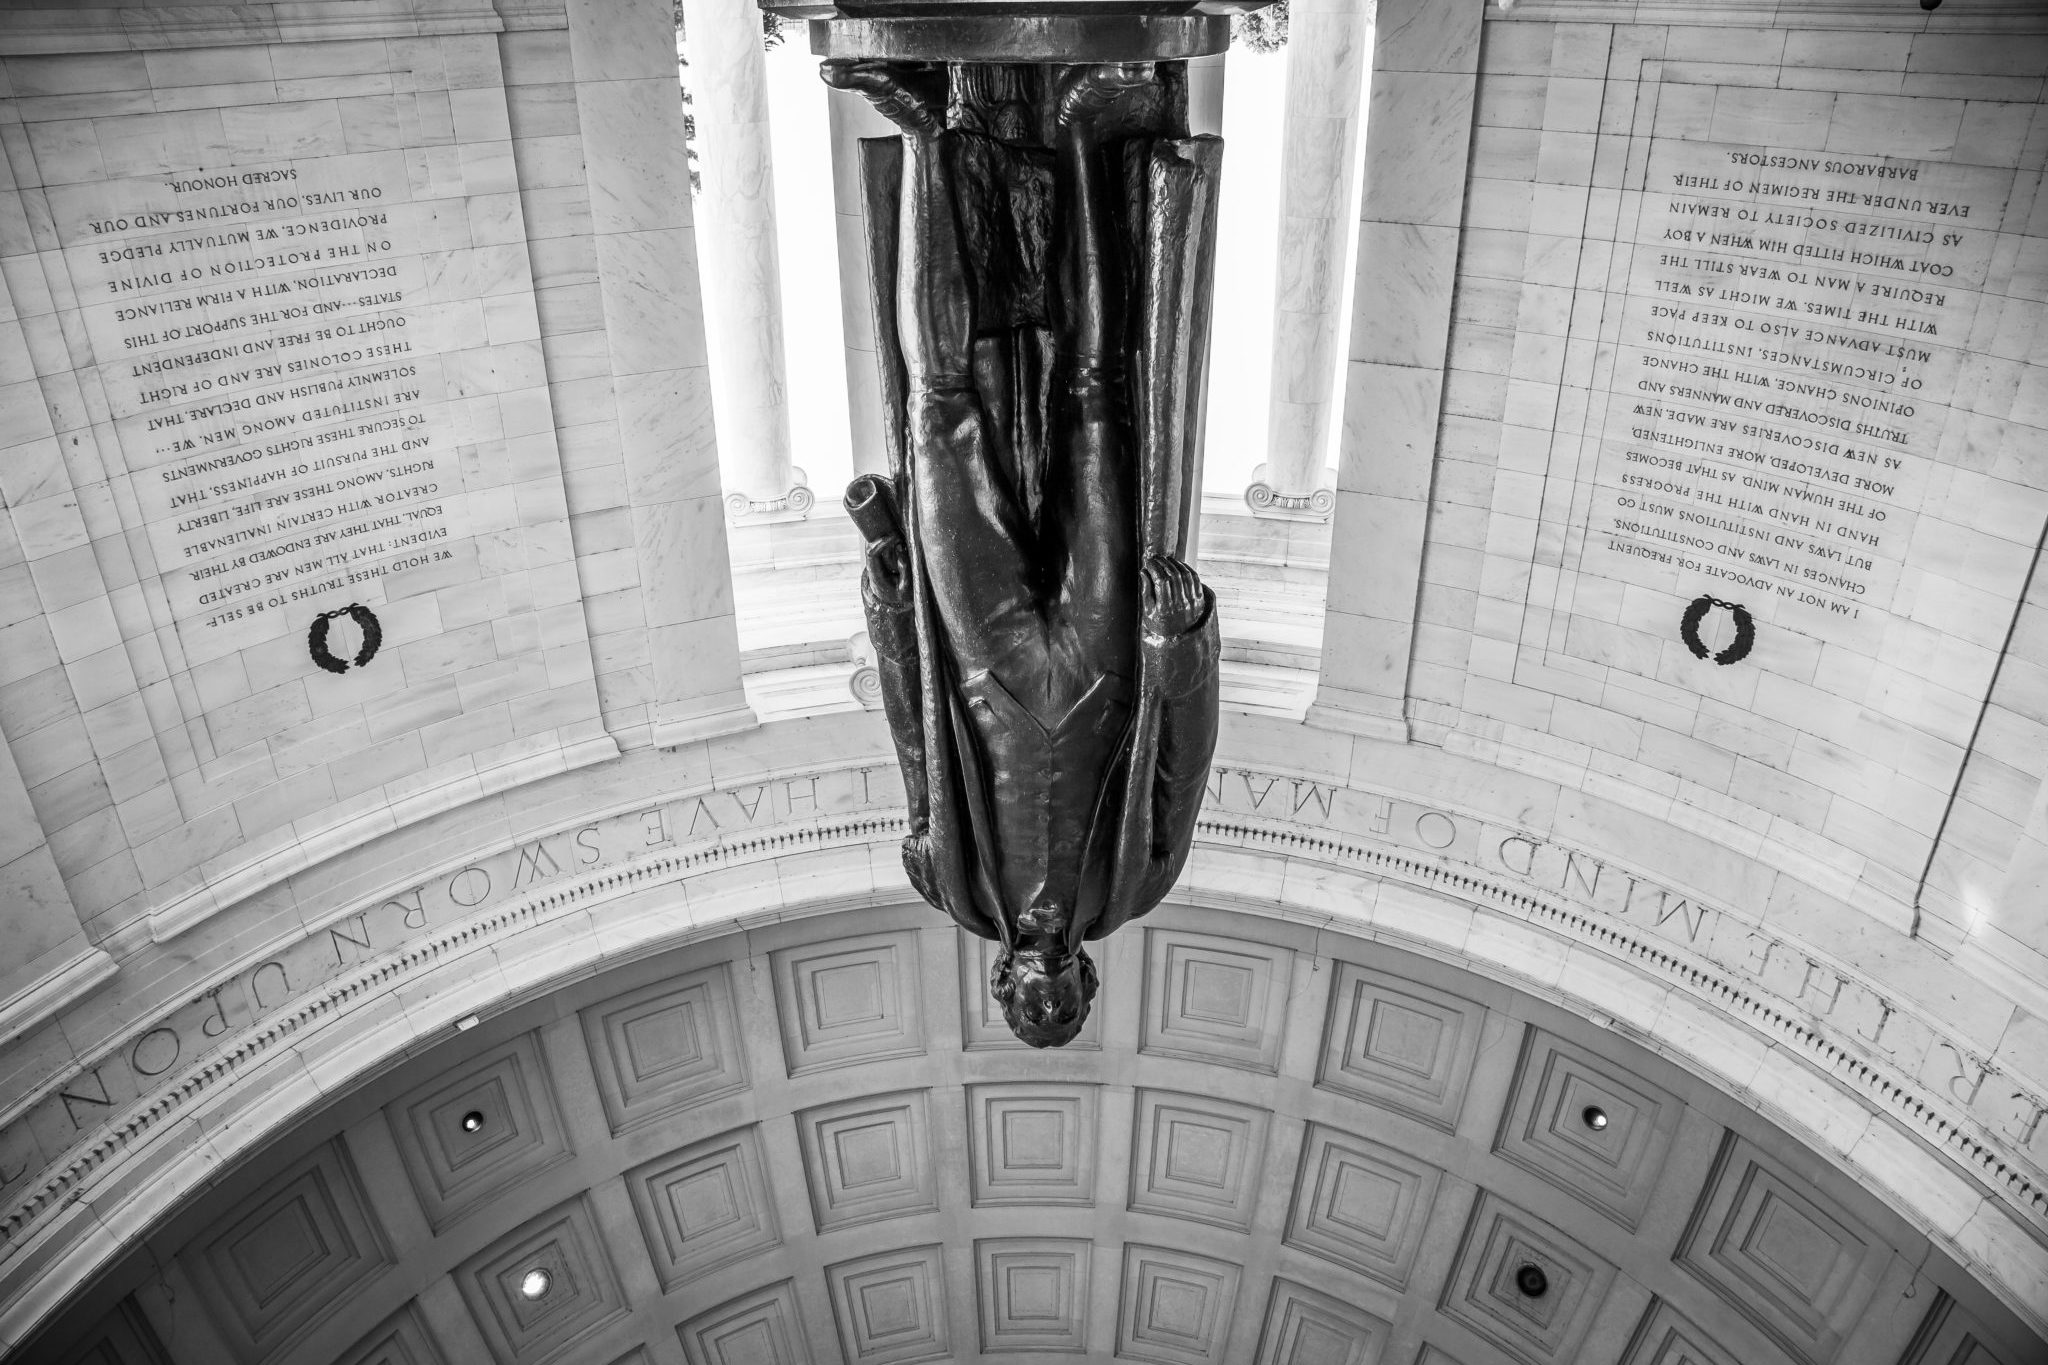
[1001,952,1094,1048]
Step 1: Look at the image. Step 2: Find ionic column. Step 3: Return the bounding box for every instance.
[1249,0,1370,517]
[679,0,810,519]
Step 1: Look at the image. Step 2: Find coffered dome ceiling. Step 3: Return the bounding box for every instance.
[30,905,2034,1365]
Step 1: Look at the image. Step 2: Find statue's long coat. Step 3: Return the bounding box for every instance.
[854,125,1224,955]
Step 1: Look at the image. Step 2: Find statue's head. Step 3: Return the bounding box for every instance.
[992,947,1097,1048]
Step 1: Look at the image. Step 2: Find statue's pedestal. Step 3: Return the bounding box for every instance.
[761,0,1256,61]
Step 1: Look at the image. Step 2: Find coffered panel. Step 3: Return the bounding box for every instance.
[1130,1088,1271,1232]
[959,931,1102,1049]
[1319,961,1486,1131]
[1440,1191,1617,1365]
[1900,1294,2021,1365]
[966,1082,1100,1207]
[55,1303,170,1365]
[1253,1278,1391,1365]
[1494,1027,1681,1230]
[677,1281,816,1365]
[772,930,926,1074]
[1283,1121,1441,1290]
[796,1089,939,1232]
[626,1123,781,1290]
[1675,1136,1886,1365]
[452,1194,630,1365]
[178,1139,391,1363]
[1141,928,1295,1072]
[384,1030,573,1232]
[975,1237,1092,1354]
[579,964,749,1135]
[1618,1301,1743,1365]
[1117,1243,1243,1365]
[333,1304,446,1365]
[825,1244,952,1364]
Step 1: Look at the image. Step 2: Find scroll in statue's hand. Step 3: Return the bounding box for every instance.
[1141,555,1205,638]
[866,538,911,606]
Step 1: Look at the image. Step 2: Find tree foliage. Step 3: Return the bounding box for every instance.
[673,4,790,193]
[1231,0,1289,52]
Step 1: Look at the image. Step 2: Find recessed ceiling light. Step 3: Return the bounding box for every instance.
[460,1110,486,1134]
[1582,1105,1609,1131]
[1515,1263,1549,1298]
[519,1268,552,1300]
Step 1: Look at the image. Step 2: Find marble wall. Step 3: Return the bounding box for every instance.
[0,0,747,998]
[1325,0,2048,994]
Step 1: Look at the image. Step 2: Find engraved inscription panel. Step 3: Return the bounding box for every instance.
[1580,132,2017,650]
[16,43,607,850]
[53,149,469,653]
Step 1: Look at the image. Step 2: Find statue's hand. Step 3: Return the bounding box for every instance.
[1141,555,1204,637]
[867,537,911,606]
[820,59,943,137]
[1056,62,1153,133]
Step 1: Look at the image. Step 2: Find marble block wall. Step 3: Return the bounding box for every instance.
[1329,2,2048,977]
[0,0,747,1023]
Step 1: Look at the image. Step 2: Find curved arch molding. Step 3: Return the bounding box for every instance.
[1,746,2044,1346]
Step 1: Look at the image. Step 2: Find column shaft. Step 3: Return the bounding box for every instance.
[1257,0,1370,511]
[680,0,803,515]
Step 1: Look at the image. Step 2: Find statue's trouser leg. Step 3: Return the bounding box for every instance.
[907,386,1043,680]
[1048,373,1135,676]
[898,130,1046,683]
[1049,128,1136,677]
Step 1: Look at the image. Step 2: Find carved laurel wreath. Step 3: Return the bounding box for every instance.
[1679,595,1755,666]
[307,604,384,674]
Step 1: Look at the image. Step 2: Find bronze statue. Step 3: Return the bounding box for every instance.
[817,26,1231,1046]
